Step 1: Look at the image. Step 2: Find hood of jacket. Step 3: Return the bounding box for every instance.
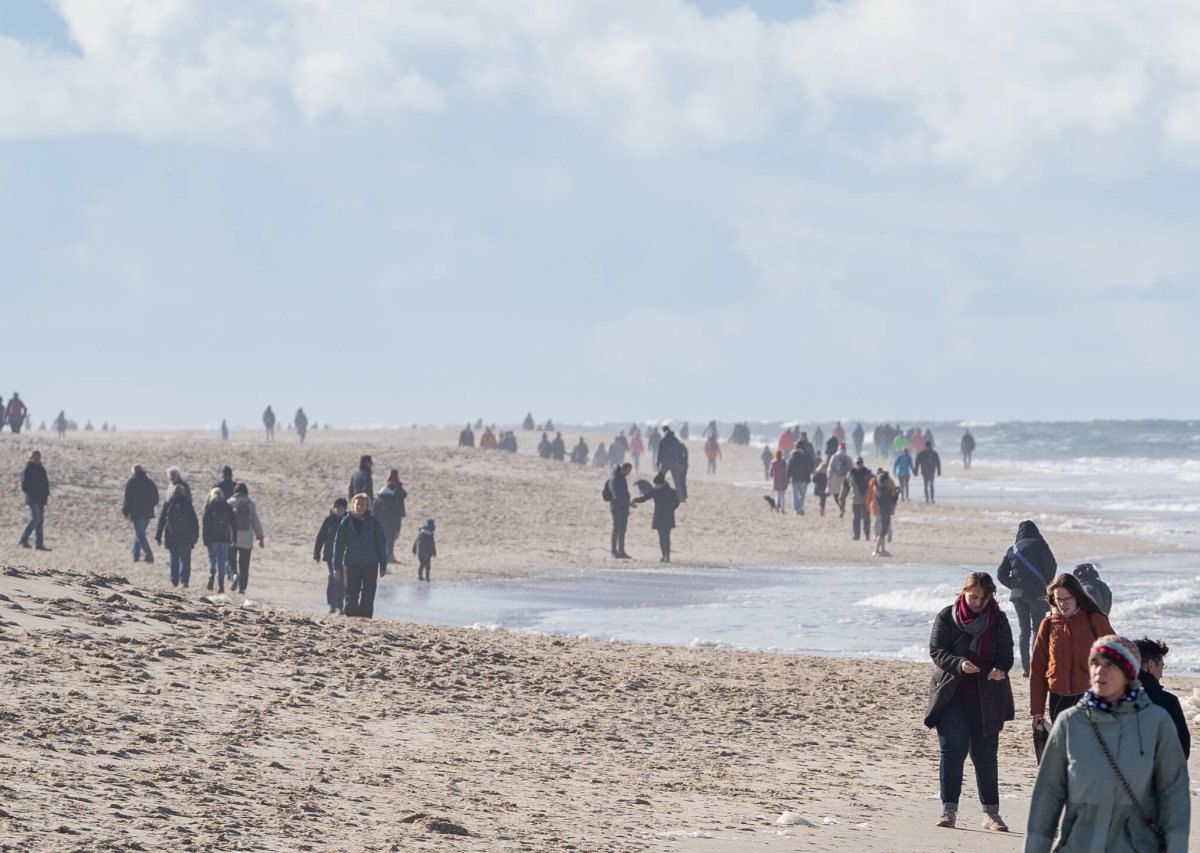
[1016,519,1043,543]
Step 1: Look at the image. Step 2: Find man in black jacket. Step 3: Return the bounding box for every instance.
[123,464,160,563]
[914,440,942,503]
[786,443,815,515]
[1134,638,1191,759]
[656,425,689,502]
[996,520,1055,677]
[19,450,50,550]
[608,462,633,559]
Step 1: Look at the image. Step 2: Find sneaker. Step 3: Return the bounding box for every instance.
[18,540,30,548]
[935,811,956,828]
[878,549,892,557]
[35,545,51,552]
[982,814,1008,832]
[144,556,154,565]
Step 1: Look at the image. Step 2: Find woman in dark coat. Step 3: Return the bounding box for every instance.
[633,472,680,562]
[155,484,199,588]
[924,571,1015,833]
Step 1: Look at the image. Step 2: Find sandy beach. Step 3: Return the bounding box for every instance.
[1,428,1196,850]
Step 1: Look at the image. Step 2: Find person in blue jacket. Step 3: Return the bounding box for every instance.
[333,493,388,618]
[893,447,914,502]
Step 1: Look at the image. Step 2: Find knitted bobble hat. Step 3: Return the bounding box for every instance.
[1091,634,1141,683]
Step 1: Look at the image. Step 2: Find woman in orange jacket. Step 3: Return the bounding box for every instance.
[866,470,899,558]
[1029,573,1114,730]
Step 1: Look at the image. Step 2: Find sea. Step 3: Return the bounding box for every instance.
[376,419,1200,673]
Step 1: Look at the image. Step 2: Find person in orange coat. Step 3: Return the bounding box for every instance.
[1029,573,1115,730]
[777,427,795,456]
[479,426,498,449]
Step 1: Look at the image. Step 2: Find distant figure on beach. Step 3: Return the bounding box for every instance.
[544,418,556,432]
[628,428,644,471]
[832,421,846,445]
[413,519,437,582]
[910,428,926,459]
[593,442,609,468]
[656,425,688,502]
[333,493,387,617]
[768,450,787,513]
[479,425,498,449]
[609,431,628,467]
[925,571,1014,833]
[812,426,825,455]
[19,450,51,551]
[852,422,865,457]
[996,520,1055,677]
[314,498,348,614]
[228,483,265,594]
[824,431,839,460]
[7,393,28,433]
[827,443,851,517]
[914,440,941,503]
[892,447,913,502]
[263,405,276,441]
[522,412,535,431]
[760,444,772,480]
[839,457,873,541]
[165,466,193,505]
[458,424,475,447]
[537,432,552,459]
[295,408,308,444]
[961,430,975,469]
[213,466,236,500]
[220,419,229,441]
[122,464,159,564]
[648,427,661,469]
[499,430,518,453]
[202,488,235,593]
[679,422,689,440]
[550,431,566,461]
[703,433,721,474]
[777,426,795,457]
[570,437,589,465]
[811,458,829,517]
[1026,634,1190,851]
[633,472,680,562]
[867,470,898,557]
[605,462,633,559]
[374,470,408,563]
[53,410,68,438]
[349,456,374,507]
[786,438,815,514]
[1029,574,1114,731]
[155,484,198,587]
[1134,637,1191,759]
[1071,563,1112,615]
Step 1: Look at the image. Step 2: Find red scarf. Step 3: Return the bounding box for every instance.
[954,596,997,669]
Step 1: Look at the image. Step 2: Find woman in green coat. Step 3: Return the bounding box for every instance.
[1025,635,1190,852]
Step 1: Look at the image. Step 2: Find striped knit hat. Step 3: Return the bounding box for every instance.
[1090,635,1141,683]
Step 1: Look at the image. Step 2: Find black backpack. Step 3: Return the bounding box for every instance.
[601,480,613,502]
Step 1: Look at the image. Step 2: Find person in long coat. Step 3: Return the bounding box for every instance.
[633,472,680,562]
[924,571,1015,833]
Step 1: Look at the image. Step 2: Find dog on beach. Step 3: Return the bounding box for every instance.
[764,495,778,511]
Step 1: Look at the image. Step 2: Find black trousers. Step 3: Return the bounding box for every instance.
[417,556,432,581]
[344,563,379,618]
[232,547,252,593]
[657,528,671,561]
[610,508,629,555]
[852,504,870,539]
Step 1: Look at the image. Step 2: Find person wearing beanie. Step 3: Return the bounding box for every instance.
[313,498,348,613]
[412,519,437,582]
[1029,574,1114,732]
[1026,634,1191,852]
[214,466,236,500]
[1071,562,1113,615]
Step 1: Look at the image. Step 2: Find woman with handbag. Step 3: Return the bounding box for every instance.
[1025,635,1190,852]
[924,571,1015,832]
[1029,574,1114,732]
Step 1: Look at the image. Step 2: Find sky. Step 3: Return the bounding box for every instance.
[3,0,1200,429]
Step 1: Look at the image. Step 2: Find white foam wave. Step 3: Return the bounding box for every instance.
[854,587,956,614]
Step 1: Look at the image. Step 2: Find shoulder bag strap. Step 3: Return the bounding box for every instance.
[1011,543,1049,587]
[1085,709,1166,850]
